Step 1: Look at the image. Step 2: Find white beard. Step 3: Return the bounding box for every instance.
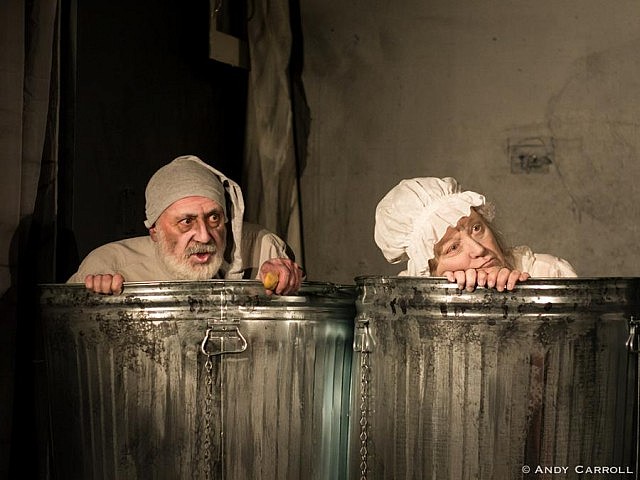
[155,229,225,280]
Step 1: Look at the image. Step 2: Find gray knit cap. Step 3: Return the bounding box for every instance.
[144,155,246,278]
[145,156,228,227]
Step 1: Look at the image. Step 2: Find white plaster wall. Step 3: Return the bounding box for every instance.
[298,0,640,284]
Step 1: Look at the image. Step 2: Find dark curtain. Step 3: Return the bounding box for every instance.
[241,0,309,267]
[0,0,60,478]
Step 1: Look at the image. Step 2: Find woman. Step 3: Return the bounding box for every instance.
[374,177,577,291]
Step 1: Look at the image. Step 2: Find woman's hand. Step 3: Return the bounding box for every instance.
[443,267,530,292]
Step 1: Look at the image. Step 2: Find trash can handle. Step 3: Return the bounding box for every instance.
[200,325,248,356]
[627,317,639,354]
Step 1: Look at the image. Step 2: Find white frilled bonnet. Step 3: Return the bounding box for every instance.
[144,155,246,279]
[374,177,491,276]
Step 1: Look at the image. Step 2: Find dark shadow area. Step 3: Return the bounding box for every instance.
[9,1,250,478]
[9,214,53,480]
[58,0,248,270]
[289,0,310,267]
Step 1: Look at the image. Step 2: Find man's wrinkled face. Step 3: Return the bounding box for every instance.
[150,196,227,280]
[431,208,507,276]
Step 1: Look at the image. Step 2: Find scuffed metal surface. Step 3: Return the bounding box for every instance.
[350,276,639,480]
[39,280,356,480]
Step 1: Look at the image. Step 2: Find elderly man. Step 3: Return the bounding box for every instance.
[67,155,303,295]
[374,177,577,291]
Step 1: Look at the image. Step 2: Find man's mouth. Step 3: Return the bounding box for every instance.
[191,252,212,263]
[186,245,216,264]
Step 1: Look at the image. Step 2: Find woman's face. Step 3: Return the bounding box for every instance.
[431,209,507,276]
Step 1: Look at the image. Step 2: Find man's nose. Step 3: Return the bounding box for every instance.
[192,218,213,243]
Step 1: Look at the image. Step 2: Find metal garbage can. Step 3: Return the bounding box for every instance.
[38,280,355,480]
[350,276,639,480]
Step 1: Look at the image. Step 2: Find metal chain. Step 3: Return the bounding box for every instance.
[200,290,231,480]
[359,350,370,480]
[354,316,374,480]
[628,317,639,480]
[636,352,639,480]
[203,351,214,480]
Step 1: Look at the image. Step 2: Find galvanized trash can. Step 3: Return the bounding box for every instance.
[350,276,639,480]
[38,280,355,480]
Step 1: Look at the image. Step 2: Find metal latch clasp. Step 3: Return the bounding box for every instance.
[354,315,375,353]
[201,325,248,356]
[626,316,639,354]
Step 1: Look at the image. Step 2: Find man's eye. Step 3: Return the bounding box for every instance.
[208,214,221,224]
[180,218,194,226]
[472,224,483,233]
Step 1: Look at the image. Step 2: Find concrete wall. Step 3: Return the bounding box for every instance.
[298,0,640,284]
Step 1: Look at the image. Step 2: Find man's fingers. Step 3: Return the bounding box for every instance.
[260,258,303,295]
[84,274,124,295]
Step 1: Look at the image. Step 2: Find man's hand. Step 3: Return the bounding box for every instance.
[443,267,530,292]
[84,274,125,295]
[259,258,304,295]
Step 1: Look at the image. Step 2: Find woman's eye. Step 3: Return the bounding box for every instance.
[180,218,193,225]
